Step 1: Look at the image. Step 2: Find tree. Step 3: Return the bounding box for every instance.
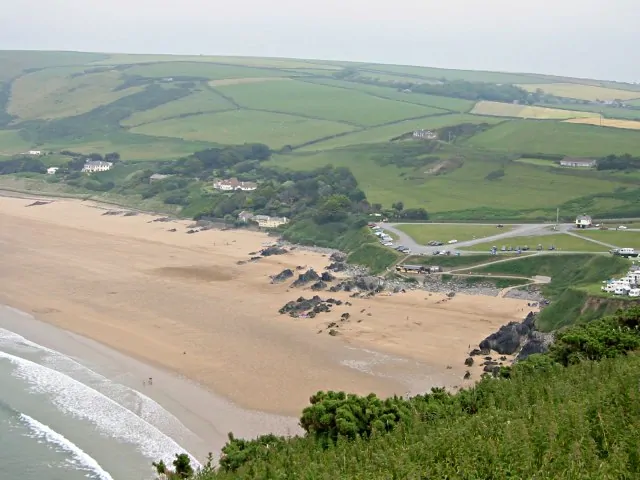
[172,453,194,479]
[392,201,404,211]
[105,152,120,162]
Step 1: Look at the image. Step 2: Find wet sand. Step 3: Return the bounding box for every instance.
[0,196,533,420]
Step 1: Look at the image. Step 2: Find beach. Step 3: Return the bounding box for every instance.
[0,195,534,458]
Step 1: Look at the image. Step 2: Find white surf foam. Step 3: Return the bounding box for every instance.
[19,413,115,480]
[0,327,196,447]
[0,350,201,468]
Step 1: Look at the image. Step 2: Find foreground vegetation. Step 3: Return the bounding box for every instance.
[155,306,640,479]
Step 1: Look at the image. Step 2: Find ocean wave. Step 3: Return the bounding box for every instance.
[0,350,201,469]
[0,327,195,447]
[19,413,115,480]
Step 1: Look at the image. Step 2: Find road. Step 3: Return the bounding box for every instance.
[380,221,639,256]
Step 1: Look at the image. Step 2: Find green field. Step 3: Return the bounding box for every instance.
[396,223,510,244]
[121,88,236,127]
[575,230,640,249]
[404,253,514,269]
[122,62,292,80]
[465,120,640,156]
[470,101,597,120]
[0,129,31,155]
[131,110,357,149]
[514,157,559,167]
[269,147,627,214]
[538,103,640,121]
[357,65,550,84]
[297,114,504,151]
[465,234,608,253]
[216,80,446,126]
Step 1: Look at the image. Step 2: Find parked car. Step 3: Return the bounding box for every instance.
[448,239,458,244]
[497,224,504,228]
[618,225,628,230]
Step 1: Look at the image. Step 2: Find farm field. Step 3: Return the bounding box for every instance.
[130,110,357,149]
[297,114,504,151]
[395,223,513,244]
[465,120,640,157]
[575,230,640,249]
[358,65,551,84]
[8,67,144,121]
[518,83,640,102]
[470,101,597,119]
[563,117,640,130]
[0,50,107,82]
[269,147,626,214]
[301,78,475,111]
[121,89,237,127]
[538,103,640,121]
[121,62,293,80]
[464,234,609,253]
[216,80,447,125]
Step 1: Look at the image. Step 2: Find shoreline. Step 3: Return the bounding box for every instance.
[0,194,535,446]
[0,304,301,462]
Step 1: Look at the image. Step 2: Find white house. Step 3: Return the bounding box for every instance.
[213,178,257,192]
[28,150,42,155]
[575,214,592,229]
[253,215,289,228]
[413,130,437,140]
[560,157,596,168]
[46,167,59,175]
[82,160,113,173]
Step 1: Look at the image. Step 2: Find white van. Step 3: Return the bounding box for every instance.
[614,287,628,295]
[629,288,640,297]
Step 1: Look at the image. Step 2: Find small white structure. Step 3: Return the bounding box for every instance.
[413,129,437,140]
[575,214,592,229]
[46,167,59,175]
[560,157,596,168]
[629,288,640,297]
[28,150,42,155]
[82,160,113,173]
[149,173,172,183]
[237,211,254,223]
[213,177,257,192]
[253,215,289,228]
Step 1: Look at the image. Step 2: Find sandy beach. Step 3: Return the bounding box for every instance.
[0,195,533,424]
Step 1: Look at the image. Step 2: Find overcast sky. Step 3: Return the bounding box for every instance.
[1,0,638,82]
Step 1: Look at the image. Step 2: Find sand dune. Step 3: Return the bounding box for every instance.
[0,196,532,417]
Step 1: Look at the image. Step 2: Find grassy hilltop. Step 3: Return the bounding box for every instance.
[2,50,640,221]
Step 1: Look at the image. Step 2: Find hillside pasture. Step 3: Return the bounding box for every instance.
[514,157,559,167]
[121,89,236,127]
[302,78,474,111]
[538,103,640,121]
[209,77,291,87]
[130,110,357,149]
[465,120,640,157]
[270,147,625,213]
[519,83,640,101]
[297,114,504,151]
[8,67,144,121]
[216,80,446,126]
[563,117,640,130]
[121,62,290,80]
[465,234,608,253]
[470,101,598,119]
[396,223,512,244]
[0,50,107,82]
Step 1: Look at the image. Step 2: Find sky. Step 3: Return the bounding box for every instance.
[1,0,638,82]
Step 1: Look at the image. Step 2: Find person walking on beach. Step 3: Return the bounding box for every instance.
[148,377,153,386]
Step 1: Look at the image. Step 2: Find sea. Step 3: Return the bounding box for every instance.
[0,321,202,480]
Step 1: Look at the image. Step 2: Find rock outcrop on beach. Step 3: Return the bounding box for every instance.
[271,269,294,284]
[279,296,342,318]
[260,246,288,256]
[477,312,553,359]
[291,269,321,287]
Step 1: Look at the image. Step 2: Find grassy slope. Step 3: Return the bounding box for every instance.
[131,110,358,149]
[269,147,627,214]
[122,62,291,79]
[576,230,640,249]
[519,82,640,101]
[470,101,598,119]
[466,120,640,156]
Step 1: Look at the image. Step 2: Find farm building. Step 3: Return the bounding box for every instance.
[82,160,113,173]
[213,177,257,191]
[575,214,592,228]
[46,167,58,175]
[560,157,596,168]
[413,129,437,140]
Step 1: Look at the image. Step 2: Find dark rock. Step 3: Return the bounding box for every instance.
[291,269,321,287]
[463,370,471,380]
[26,201,50,207]
[168,228,177,232]
[326,262,347,272]
[480,348,490,355]
[249,256,261,262]
[260,246,288,257]
[102,210,121,216]
[328,329,339,336]
[330,252,347,262]
[464,357,474,367]
[341,313,351,321]
[152,217,171,222]
[271,269,294,284]
[469,349,482,356]
[320,272,335,282]
[484,356,493,361]
[446,292,456,298]
[236,260,247,265]
[311,281,327,291]
[480,312,542,356]
[123,211,138,217]
[515,333,553,361]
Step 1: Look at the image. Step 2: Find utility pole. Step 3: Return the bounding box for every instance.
[556,207,559,227]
